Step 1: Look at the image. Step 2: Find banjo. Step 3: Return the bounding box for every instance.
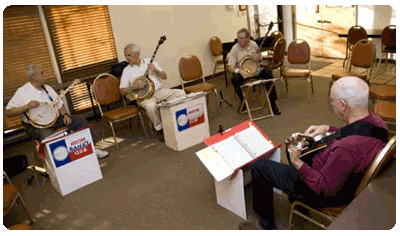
[126,35,167,102]
[27,79,81,129]
[285,132,334,160]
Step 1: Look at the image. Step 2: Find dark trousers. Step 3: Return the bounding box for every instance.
[251,158,324,229]
[231,69,278,107]
[23,114,100,144]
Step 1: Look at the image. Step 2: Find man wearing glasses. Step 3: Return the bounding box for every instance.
[239,76,388,230]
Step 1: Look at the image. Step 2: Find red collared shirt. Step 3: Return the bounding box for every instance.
[297,112,388,202]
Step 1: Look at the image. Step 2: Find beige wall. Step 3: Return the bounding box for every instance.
[108,5,247,88]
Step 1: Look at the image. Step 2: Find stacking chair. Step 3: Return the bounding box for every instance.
[374,100,396,134]
[343,25,367,69]
[369,84,396,103]
[288,135,396,229]
[282,39,314,103]
[377,25,396,71]
[3,171,34,229]
[92,73,148,151]
[209,36,228,82]
[261,31,284,59]
[178,55,220,114]
[329,39,376,96]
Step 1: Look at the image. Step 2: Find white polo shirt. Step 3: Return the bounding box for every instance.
[120,58,163,91]
[6,82,63,123]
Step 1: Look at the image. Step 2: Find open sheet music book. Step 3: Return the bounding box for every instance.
[196,120,278,182]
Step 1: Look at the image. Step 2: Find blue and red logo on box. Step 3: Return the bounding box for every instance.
[49,135,94,168]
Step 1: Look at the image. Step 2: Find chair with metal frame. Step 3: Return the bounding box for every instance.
[329,39,376,96]
[261,31,284,59]
[343,25,368,69]
[288,135,396,230]
[282,39,314,103]
[92,73,148,151]
[209,36,228,82]
[238,38,286,122]
[3,171,34,229]
[377,25,396,72]
[374,100,396,134]
[178,55,221,115]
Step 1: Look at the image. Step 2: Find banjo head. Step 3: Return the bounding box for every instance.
[127,76,155,101]
[240,56,260,78]
[28,103,58,128]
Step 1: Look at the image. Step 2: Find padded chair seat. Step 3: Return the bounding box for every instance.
[103,105,139,121]
[3,184,18,214]
[283,69,311,78]
[374,100,396,122]
[369,84,396,100]
[8,223,31,230]
[260,59,282,70]
[331,71,367,81]
[184,83,215,93]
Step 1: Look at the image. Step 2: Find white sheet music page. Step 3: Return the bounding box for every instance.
[196,146,234,182]
[212,136,253,169]
[234,126,274,158]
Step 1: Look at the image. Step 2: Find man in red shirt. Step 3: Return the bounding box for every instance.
[239,76,388,230]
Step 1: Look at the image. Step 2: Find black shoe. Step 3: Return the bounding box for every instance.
[272,107,281,116]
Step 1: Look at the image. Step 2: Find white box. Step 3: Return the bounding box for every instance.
[43,128,103,196]
[214,148,281,220]
[159,92,210,151]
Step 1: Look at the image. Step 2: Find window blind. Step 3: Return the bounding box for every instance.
[3,5,58,131]
[43,5,117,112]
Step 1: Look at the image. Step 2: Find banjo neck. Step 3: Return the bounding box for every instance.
[144,35,167,78]
[49,79,81,107]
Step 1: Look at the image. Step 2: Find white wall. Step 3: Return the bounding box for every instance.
[108,5,247,88]
[357,5,396,59]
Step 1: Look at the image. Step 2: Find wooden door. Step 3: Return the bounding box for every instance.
[295,5,356,58]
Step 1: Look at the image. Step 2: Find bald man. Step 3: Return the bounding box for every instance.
[239,76,388,230]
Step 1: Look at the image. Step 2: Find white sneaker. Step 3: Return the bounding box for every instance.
[95,148,109,159]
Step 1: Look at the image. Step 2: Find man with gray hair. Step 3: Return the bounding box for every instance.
[5,63,109,159]
[120,43,186,140]
[239,76,388,230]
[228,28,280,114]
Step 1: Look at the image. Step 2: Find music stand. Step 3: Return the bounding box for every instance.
[238,78,280,122]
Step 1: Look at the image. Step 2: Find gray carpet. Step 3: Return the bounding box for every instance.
[5,73,347,230]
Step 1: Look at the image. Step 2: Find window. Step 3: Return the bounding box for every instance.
[3,6,58,131]
[43,5,118,113]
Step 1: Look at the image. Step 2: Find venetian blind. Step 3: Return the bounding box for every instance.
[3,5,58,131]
[43,5,117,112]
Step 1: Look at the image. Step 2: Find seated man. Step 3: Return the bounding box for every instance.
[119,43,186,139]
[5,63,109,159]
[228,28,280,115]
[239,76,388,230]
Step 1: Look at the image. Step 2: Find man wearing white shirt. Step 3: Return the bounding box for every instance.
[120,43,185,138]
[5,64,108,159]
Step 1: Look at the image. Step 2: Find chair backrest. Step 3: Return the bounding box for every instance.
[271,38,286,66]
[381,25,396,48]
[209,36,223,56]
[92,73,122,106]
[270,31,283,44]
[355,135,396,196]
[350,39,375,69]
[347,25,367,47]
[287,39,310,65]
[179,55,204,82]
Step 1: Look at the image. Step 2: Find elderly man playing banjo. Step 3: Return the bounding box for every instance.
[229,28,281,115]
[5,63,109,159]
[120,43,186,140]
